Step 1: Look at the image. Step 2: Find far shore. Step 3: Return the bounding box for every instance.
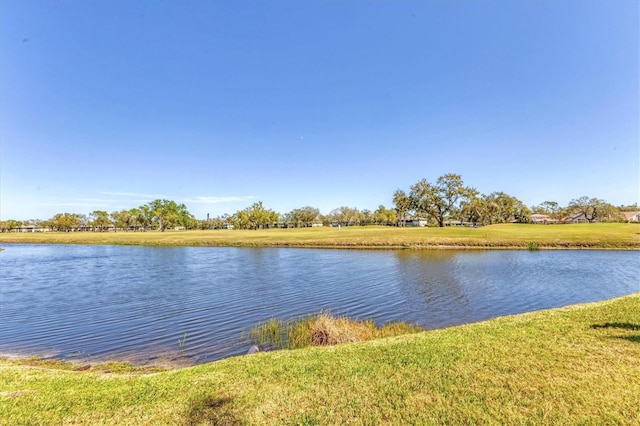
[0,223,638,250]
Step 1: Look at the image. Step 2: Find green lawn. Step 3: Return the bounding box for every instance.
[1,223,639,249]
[2,293,639,425]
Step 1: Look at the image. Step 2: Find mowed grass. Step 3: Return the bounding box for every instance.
[1,223,639,249]
[1,294,639,425]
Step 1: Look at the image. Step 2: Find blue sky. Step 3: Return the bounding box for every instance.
[1,1,638,220]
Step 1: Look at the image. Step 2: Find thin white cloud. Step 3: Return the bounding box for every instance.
[100,192,254,205]
[36,197,133,209]
[102,191,168,199]
[101,191,256,204]
[37,201,110,207]
[184,196,256,204]
[34,194,256,213]
[77,198,119,203]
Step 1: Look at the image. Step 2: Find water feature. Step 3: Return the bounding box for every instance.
[1,244,638,366]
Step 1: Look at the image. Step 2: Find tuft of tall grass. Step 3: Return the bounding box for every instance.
[248,312,423,351]
[178,332,188,349]
[249,318,285,350]
[527,241,540,251]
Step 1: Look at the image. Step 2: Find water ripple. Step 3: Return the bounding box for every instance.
[1,245,638,366]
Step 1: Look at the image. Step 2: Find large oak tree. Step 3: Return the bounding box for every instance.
[409,174,473,227]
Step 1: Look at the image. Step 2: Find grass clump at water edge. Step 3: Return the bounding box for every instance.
[247,311,423,351]
[527,240,540,251]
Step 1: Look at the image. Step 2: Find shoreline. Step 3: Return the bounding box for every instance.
[1,223,639,250]
[3,292,639,370]
[2,294,638,423]
[1,240,638,250]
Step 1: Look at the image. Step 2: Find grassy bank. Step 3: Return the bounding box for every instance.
[2,293,639,425]
[1,223,638,249]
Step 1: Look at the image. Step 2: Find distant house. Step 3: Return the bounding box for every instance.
[565,213,596,223]
[404,217,428,227]
[15,225,50,233]
[444,220,474,226]
[531,214,559,224]
[623,211,640,223]
[531,214,549,224]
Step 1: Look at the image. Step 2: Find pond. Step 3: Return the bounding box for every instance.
[1,244,638,366]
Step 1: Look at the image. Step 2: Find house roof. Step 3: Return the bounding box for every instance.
[623,211,640,220]
[562,212,592,222]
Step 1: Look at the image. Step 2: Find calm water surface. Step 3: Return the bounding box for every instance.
[1,244,638,366]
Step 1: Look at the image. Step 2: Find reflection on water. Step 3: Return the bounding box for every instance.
[0,244,638,366]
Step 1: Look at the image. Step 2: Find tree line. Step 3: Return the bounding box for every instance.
[1,173,636,232]
[392,173,631,227]
[1,199,194,233]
